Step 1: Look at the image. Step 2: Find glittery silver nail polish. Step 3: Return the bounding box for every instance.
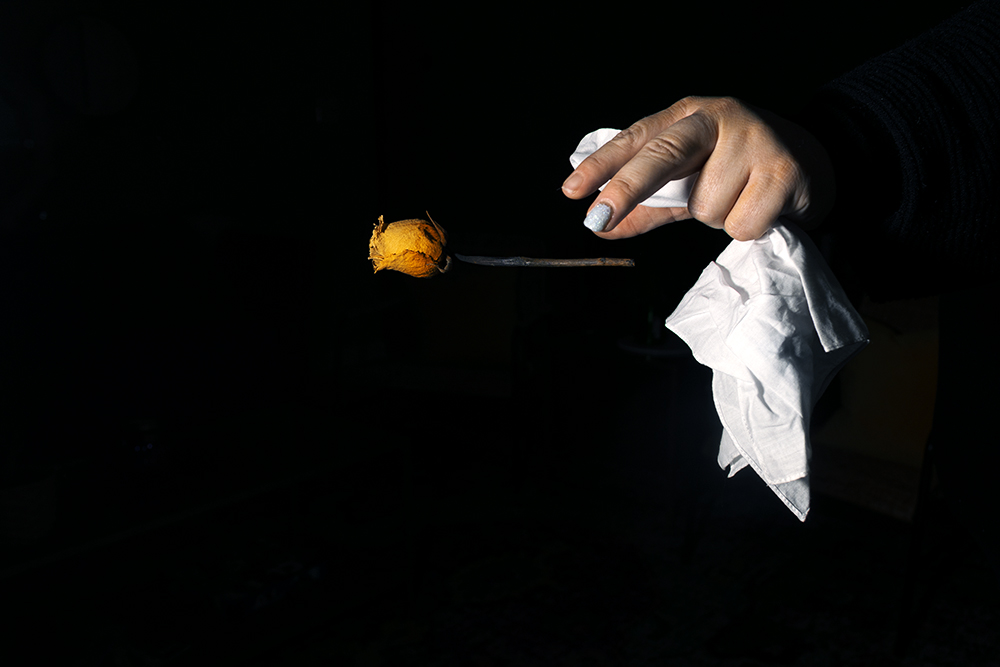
[583,203,611,232]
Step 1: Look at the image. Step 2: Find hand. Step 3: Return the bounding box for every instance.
[561,96,836,241]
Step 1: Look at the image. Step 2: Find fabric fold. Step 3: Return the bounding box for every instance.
[666,224,868,520]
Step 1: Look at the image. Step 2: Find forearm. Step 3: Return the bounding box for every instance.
[797,0,1000,299]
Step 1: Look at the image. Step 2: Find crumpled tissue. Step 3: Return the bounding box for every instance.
[571,128,869,520]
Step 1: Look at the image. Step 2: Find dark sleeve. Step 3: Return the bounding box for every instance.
[795,0,1000,301]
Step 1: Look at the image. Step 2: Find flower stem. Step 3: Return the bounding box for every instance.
[453,253,634,268]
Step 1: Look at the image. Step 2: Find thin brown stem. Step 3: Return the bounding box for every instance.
[454,254,634,268]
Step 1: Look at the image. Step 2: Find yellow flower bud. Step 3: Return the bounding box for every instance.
[368,214,452,278]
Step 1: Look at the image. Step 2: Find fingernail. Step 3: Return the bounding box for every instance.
[583,203,612,232]
[562,172,583,194]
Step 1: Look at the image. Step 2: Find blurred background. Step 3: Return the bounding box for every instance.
[0,1,995,664]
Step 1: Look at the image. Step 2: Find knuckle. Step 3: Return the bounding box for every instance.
[677,95,712,112]
[706,96,757,134]
[744,117,774,142]
[675,96,700,113]
[711,96,743,113]
[610,122,647,150]
[687,197,722,227]
[607,173,645,202]
[756,158,802,198]
[578,153,610,177]
[643,133,690,164]
[698,96,743,123]
[650,97,696,123]
[773,158,803,186]
[724,217,757,241]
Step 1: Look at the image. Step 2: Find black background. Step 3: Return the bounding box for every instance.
[0,1,967,441]
[0,1,992,665]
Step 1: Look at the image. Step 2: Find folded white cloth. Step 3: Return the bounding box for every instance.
[571,128,869,520]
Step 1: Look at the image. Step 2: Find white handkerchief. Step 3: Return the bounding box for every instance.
[571,128,869,520]
[665,225,868,520]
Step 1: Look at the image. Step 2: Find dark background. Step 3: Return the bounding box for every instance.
[1,1,995,665]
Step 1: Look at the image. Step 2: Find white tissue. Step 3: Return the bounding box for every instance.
[571,128,869,520]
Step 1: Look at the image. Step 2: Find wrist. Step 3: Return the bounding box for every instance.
[794,90,901,229]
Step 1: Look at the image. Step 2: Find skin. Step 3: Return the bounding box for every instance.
[562,96,837,241]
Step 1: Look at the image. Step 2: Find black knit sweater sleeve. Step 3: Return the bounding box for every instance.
[796,0,1000,301]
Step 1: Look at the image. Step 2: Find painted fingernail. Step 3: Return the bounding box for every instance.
[562,172,583,194]
[583,203,611,232]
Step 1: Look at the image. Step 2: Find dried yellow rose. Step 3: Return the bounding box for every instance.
[368,214,452,278]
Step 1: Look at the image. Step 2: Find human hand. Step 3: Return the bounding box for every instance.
[561,96,835,241]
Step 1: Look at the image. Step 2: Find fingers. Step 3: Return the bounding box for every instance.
[590,205,691,240]
[568,110,720,235]
[685,143,751,231]
[565,96,823,241]
[724,170,796,241]
[600,114,718,231]
[561,97,700,201]
[689,155,797,240]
